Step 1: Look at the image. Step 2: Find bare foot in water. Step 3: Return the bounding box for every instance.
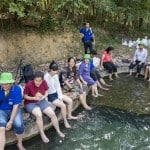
[57,131,65,138]
[68,115,79,120]
[64,121,71,128]
[41,134,49,143]
[17,143,26,150]
[97,94,103,97]
[101,87,109,91]
[92,94,98,98]
[105,84,112,87]
[109,78,113,81]
[116,75,120,78]
[85,106,92,110]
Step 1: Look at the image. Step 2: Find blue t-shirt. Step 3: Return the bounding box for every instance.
[80,27,94,42]
[0,85,22,110]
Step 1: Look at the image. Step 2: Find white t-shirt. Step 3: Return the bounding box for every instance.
[44,72,63,99]
[93,57,100,67]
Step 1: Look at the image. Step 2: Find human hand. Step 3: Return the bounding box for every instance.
[6,121,13,131]
[34,95,44,101]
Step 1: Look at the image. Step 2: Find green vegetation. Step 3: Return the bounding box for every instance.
[0,0,150,35]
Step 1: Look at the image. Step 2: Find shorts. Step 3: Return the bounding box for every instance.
[48,92,58,102]
[25,99,50,113]
[0,108,25,134]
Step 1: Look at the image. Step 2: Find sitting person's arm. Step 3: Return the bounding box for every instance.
[100,54,105,69]
[76,78,83,89]
[78,63,87,85]
[64,79,73,89]
[6,104,19,131]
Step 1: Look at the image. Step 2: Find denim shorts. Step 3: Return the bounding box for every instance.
[48,92,58,102]
[25,99,50,113]
[0,108,25,134]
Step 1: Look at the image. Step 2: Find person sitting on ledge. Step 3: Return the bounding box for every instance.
[100,46,119,81]
[78,54,100,98]
[0,72,25,150]
[129,41,148,77]
[144,61,150,81]
[60,57,92,110]
[23,71,65,143]
[44,61,78,129]
[90,50,112,90]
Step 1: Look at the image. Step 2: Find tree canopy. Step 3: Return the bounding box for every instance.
[0,0,150,33]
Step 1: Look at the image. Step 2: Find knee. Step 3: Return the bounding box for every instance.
[61,103,66,110]
[34,109,43,119]
[48,110,56,118]
[13,121,24,134]
[145,66,149,69]
[67,98,73,105]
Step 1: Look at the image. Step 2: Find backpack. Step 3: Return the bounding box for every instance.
[22,64,34,83]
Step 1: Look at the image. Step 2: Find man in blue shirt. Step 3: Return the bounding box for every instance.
[80,22,95,54]
[0,72,25,150]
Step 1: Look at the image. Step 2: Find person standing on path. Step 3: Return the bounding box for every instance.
[79,22,95,54]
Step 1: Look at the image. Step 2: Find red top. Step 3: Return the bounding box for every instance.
[102,50,112,62]
[24,80,48,105]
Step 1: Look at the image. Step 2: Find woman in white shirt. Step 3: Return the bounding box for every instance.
[44,61,78,129]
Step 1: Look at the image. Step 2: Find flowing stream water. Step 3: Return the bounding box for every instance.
[6,74,150,150]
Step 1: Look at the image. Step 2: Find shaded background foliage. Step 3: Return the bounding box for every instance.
[0,0,150,34]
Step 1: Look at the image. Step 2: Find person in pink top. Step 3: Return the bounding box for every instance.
[100,46,119,80]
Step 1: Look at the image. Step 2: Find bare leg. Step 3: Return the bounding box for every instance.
[135,73,139,78]
[99,78,112,87]
[32,108,49,143]
[129,69,132,76]
[79,92,91,110]
[93,84,102,97]
[62,95,78,120]
[43,107,65,137]
[109,74,113,80]
[144,66,148,79]
[52,99,71,128]
[16,134,26,150]
[148,67,150,81]
[0,127,6,150]
[91,84,96,97]
[96,81,109,91]
[115,72,119,78]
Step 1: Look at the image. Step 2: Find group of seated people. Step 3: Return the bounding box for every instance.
[0,54,112,150]
[0,41,149,150]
